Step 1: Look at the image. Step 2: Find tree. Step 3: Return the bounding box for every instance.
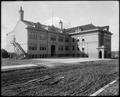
[1,49,9,58]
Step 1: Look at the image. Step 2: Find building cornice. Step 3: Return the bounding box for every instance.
[69,28,99,35]
[69,28,112,36]
[26,26,69,36]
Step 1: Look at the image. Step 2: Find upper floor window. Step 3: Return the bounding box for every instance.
[72,38,75,42]
[82,47,85,52]
[51,37,56,41]
[40,34,46,40]
[29,32,37,39]
[72,46,75,50]
[65,38,69,42]
[82,38,85,42]
[58,45,64,51]
[65,46,69,51]
[58,36,64,42]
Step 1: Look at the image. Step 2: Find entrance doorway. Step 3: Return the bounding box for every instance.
[51,45,55,57]
[99,51,102,58]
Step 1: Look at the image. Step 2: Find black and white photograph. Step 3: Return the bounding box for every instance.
[1,1,119,96]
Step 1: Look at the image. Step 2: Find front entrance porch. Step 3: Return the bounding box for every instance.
[97,46,105,59]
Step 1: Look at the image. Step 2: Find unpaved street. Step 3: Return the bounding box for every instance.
[1,59,119,96]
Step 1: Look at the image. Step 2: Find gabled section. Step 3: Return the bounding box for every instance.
[65,24,97,34]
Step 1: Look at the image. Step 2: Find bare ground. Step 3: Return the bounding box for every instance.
[1,59,119,96]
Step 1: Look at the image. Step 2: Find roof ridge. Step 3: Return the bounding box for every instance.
[66,24,96,30]
[23,20,35,24]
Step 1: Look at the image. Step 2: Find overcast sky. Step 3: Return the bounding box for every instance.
[1,1,119,51]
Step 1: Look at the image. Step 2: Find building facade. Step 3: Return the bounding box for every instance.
[6,7,112,58]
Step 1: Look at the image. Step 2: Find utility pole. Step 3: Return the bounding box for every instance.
[52,9,53,26]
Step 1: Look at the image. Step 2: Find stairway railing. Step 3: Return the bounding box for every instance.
[11,41,27,59]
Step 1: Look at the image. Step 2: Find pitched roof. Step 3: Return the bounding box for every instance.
[22,20,62,33]
[96,26,109,30]
[23,20,36,27]
[65,24,97,33]
[79,24,96,30]
[22,20,111,35]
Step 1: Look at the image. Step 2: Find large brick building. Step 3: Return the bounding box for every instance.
[6,7,112,58]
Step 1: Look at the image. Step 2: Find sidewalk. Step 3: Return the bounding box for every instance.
[98,80,119,96]
[1,64,38,72]
[32,58,112,63]
[1,58,113,72]
[90,79,119,96]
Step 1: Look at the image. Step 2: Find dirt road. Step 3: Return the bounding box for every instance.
[1,59,119,96]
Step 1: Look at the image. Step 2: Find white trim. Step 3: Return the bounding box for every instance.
[1,64,37,71]
[90,80,117,96]
[69,28,99,34]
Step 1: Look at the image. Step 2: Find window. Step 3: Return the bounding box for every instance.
[32,54,35,58]
[35,54,37,58]
[51,37,56,41]
[58,36,64,42]
[29,46,37,50]
[29,43,37,50]
[66,54,69,56]
[29,54,32,58]
[72,38,75,42]
[72,46,75,50]
[40,47,46,50]
[65,38,69,42]
[82,38,85,42]
[65,46,69,51]
[29,32,37,39]
[39,54,42,58]
[58,38,63,42]
[82,48,84,52]
[42,54,44,58]
[73,54,75,56]
[40,34,46,40]
[79,28,83,31]
[58,45,64,51]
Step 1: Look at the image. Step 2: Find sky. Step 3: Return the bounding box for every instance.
[1,1,119,51]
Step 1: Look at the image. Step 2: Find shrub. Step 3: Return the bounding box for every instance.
[1,49,9,58]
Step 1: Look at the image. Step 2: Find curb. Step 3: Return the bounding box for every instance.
[90,80,117,96]
[1,64,38,72]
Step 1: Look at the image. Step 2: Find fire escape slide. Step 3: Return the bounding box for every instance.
[12,41,26,59]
